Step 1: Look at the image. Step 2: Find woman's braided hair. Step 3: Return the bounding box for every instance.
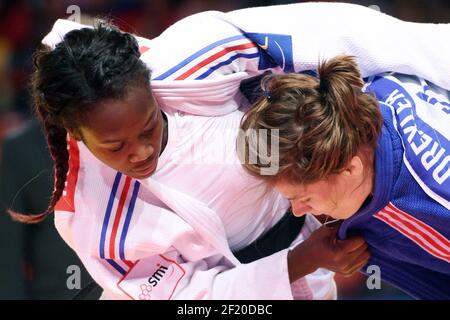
[11,22,150,223]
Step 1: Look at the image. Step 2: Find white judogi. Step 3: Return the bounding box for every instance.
[43,2,450,299]
[55,109,333,300]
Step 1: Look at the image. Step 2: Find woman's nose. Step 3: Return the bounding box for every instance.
[291,200,312,217]
[129,142,154,163]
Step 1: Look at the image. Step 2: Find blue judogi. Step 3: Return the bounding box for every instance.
[339,74,450,299]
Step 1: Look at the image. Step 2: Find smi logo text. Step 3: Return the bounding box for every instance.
[147,264,169,287]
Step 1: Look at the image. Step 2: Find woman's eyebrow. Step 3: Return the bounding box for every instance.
[100,137,124,144]
[287,194,310,201]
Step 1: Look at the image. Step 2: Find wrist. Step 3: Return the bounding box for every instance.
[287,243,319,283]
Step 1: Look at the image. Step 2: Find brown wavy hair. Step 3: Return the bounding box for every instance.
[239,55,383,185]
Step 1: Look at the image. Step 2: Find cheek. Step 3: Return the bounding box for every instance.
[88,148,128,171]
[151,130,162,147]
[325,183,355,216]
[313,188,338,212]
[310,198,329,212]
[80,135,125,169]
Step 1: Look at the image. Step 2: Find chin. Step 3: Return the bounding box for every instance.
[337,210,357,220]
[128,158,159,179]
[129,169,156,180]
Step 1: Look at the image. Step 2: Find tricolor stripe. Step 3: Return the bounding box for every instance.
[175,42,257,80]
[119,181,141,261]
[195,52,259,80]
[154,35,257,80]
[100,173,140,275]
[100,173,122,259]
[109,176,132,259]
[106,259,127,275]
[374,202,450,263]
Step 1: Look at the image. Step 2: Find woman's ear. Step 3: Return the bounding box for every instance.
[342,155,364,178]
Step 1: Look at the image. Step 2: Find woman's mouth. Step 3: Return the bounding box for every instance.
[132,158,158,178]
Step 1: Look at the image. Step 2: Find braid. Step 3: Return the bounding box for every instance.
[44,116,69,211]
[9,110,69,224]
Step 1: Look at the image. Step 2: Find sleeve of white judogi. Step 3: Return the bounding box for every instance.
[222,2,450,90]
[144,2,450,115]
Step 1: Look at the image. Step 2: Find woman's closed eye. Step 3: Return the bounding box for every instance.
[110,143,125,153]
